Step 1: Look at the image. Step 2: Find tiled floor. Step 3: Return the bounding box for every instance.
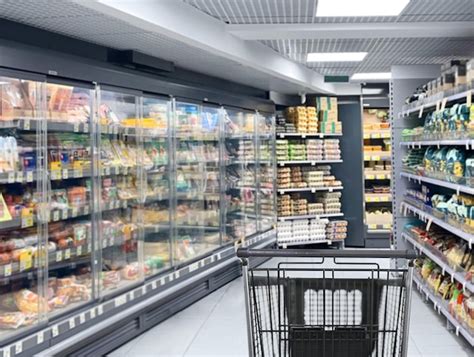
[109,259,473,357]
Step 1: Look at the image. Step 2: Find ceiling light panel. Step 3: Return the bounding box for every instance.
[307,52,367,62]
[351,72,392,80]
[316,0,410,17]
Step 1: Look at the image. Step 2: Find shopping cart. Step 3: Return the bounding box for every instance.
[237,248,418,357]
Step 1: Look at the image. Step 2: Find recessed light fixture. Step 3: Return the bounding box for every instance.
[316,0,409,17]
[307,52,367,62]
[351,72,392,81]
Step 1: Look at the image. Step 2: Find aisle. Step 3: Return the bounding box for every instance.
[109,275,471,357]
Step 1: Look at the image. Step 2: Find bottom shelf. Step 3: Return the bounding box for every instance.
[413,273,474,346]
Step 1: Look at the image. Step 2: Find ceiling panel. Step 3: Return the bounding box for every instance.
[261,38,474,75]
[183,0,474,24]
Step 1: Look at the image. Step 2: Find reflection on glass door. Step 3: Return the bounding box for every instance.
[141,96,171,276]
[45,82,94,317]
[97,89,143,296]
[223,108,257,243]
[173,102,221,263]
[0,75,46,339]
[257,113,276,232]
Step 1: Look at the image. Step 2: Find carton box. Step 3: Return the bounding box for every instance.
[315,97,338,112]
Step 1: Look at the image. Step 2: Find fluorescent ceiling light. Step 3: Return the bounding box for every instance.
[362,88,384,95]
[307,52,367,62]
[351,72,392,81]
[316,0,409,17]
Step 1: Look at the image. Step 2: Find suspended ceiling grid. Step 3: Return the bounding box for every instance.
[184,0,474,76]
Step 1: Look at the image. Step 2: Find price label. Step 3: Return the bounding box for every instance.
[372,133,381,139]
[73,122,79,132]
[16,172,23,183]
[467,90,472,107]
[90,309,96,319]
[62,169,69,179]
[7,172,15,183]
[51,170,60,180]
[382,132,390,138]
[368,224,377,230]
[56,251,62,262]
[98,305,104,315]
[64,249,71,260]
[71,207,78,217]
[104,167,110,176]
[373,156,381,161]
[52,325,59,337]
[77,245,83,256]
[366,175,375,180]
[363,134,369,139]
[61,209,68,220]
[69,318,75,329]
[14,342,22,354]
[37,331,44,344]
[115,295,127,307]
[53,210,60,222]
[375,175,385,180]
[4,264,11,277]
[21,216,33,228]
[87,243,92,253]
[364,155,370,161]
[109,236,114,246]
[23,119,30,130]
[79,313,86,324]
[3,347,10,357]
[26,171,33,182]
[151,280,158,289]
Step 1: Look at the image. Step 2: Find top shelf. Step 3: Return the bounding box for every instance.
[399,88,472,118]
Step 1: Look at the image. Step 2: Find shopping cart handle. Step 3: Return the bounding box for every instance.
[236,248,418,260]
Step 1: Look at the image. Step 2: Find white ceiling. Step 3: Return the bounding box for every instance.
[0,0,472,91]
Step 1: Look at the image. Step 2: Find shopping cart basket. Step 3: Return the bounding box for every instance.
[237,248,417,357]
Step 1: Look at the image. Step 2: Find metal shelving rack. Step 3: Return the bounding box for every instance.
[391,64,473,347]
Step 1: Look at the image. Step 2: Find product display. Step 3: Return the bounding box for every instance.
[0,75,276,340]
[277,218,347,246]
[275,139,341,162]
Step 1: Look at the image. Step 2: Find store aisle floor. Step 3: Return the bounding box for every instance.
[109,276,472,357]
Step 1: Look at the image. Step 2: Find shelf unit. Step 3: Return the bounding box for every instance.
[392,67,473,346]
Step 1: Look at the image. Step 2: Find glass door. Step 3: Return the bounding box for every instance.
[172,101,221,264]
[45,81,95,316]
[97,88,144,296]
[141,96,171,276]
[223,108,258,243]
[256,112,276,232]
[0,73,47,339]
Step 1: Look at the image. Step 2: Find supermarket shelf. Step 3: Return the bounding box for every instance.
[278,213,343,221]
[413,273,474,346]
[400,139,473,148]
[401,201,473,245]
[277,133,342,139]
[277,186,343,194]
[367,224,392,231]
[403,232,473,292]
[278,160,343,166]
[277,239,344,248]
[400,172,474,195]
[365,193,392,202]
[364,172,391,180]
[363,153,391,161]
[363,131,391,139]
[400,89,473,118]
[367,229,391,235]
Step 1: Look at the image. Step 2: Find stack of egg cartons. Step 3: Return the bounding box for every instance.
[302,167,324,188]
[292,219,310,241]
[288,141,306,161]
[307,106,318,134]
[277,221,293,243]
[237,140,254,160]
[307,202,324,215]
[291,197,308,216]
[277,167,291,189]
[290,167,307,188]
[326,220,348,241]
[276,140,289,161]
[306,139,324,161]
[317,97,342,134]
[278,194,292,216]
[317,192,342,214]
[290,106,309,133]
[323,139,341,160]
[309,219,328,241]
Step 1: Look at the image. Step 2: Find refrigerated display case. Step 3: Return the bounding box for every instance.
[223,108,258,242]
[0,74,46,340]
[173,102,221,264]
[0,70,276,351]
[256,112,276,233]
[97,88,143,296]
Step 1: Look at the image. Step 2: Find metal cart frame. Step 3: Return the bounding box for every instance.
[237,248,417,357]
